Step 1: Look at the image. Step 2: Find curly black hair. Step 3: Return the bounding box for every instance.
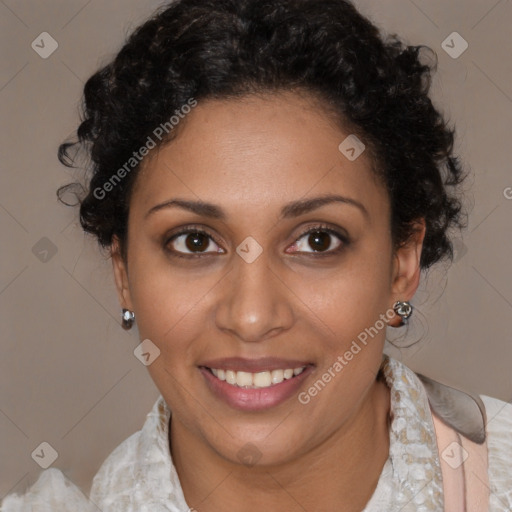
[58,0,466,268]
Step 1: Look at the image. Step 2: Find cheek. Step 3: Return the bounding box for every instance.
[129,267,213,396]
[127,254,218,353]
[295,246,392,345]
[292,257,392,422]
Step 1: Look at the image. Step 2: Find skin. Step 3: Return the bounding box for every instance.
[111,90,426,512]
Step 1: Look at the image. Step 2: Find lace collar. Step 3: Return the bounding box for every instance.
[375,354,444,510]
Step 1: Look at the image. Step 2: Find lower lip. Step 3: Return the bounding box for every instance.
[199,366,313,411]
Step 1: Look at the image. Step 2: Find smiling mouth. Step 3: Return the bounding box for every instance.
[203,366,308,389]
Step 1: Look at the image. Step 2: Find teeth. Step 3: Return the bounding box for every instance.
[236,371,253,387]
[271,369,284,384]
[225,370,237,385]
[253,371,272,387]
[209,366,306,388]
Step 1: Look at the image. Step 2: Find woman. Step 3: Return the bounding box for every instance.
[2,0,510,510]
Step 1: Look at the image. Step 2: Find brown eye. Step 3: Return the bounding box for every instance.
[290,226,347,255]
[166,229,222,256]
[307,231,332,252]
[184,232,210,252]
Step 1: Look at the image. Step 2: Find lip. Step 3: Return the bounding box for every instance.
[199,356,312,373]
[199,362,314,412]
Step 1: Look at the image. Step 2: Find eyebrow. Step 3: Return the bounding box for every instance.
[145,194,369,221]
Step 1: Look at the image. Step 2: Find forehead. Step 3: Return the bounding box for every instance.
[131,91,388,221]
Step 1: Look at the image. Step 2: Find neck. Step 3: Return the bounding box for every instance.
[170,375,390,512]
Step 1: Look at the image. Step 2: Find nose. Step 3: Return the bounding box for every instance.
[214,248,295,343]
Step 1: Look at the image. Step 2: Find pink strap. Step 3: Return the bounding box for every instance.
[432,412,489,512]
[460,432,490,511]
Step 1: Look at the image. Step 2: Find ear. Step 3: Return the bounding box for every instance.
[111,236,134,311]
[389,219,426,327]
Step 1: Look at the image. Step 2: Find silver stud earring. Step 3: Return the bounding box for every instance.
[121,309,135,330]
[393,301,412,326]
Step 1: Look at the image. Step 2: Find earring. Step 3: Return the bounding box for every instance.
[121,309,135,330]
[393,301,412,326]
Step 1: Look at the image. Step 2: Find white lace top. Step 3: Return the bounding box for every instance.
[2,356,511,511]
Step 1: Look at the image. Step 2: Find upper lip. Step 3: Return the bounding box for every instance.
[199,357,312,373]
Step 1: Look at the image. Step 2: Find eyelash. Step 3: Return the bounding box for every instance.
[163,223,349,259]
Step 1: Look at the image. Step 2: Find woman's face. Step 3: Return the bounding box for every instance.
[112,91,423,466]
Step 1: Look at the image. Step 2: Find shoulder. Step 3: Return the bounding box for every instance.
[400,358,512,509]
[480,394,512,510]
[88,394,188,511]
[88,429,142,505]
[0,428,153,512]
[88,394,166,503]
[1,396,166,512]
[0,468,92,512]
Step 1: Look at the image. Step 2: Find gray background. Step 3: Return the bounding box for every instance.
[1,0,511,498]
